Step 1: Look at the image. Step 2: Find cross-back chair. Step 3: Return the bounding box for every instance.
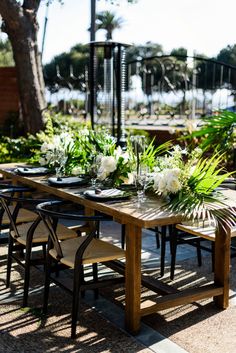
[0,188,79,307]
[0,184,37,243]
[37,200,125,338]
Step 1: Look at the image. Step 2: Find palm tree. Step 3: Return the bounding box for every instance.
[95,11,124,40]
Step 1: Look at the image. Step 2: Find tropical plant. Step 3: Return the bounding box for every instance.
[151,146,234,222]
[189,111,236,170]
[95,11,124,40]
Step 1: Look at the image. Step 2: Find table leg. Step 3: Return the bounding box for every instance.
[214,221,231,308]
[125,223,142,334]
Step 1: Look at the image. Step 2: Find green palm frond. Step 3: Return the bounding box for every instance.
[141,140,171,168]
[191,110,236,152]
[189,153,232,194]
[162,153,235,223]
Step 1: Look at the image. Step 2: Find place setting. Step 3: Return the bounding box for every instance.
[14,166,50,176]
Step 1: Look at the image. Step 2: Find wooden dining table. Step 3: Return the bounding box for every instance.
[0,163,236,334]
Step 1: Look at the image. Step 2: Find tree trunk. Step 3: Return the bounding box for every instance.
[0,1,46,134]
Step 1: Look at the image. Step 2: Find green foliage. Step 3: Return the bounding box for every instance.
[65,128,117,174]
[170,47,187,61]
[189,110,236,170]
[141,139,171,169]
[0,135,40,163]
[163,153,234,221]
[0,111,89,164]
[0,38,14,66]
[217,44,236,66]
[95,11,125,40]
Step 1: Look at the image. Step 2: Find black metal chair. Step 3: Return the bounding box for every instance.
[171,217,236,280]
[0,184,38,244]
[37,200,125,339]
[166,183,236,280]
[0,188,79,307]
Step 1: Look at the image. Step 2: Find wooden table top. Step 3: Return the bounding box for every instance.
[1,163,236,228]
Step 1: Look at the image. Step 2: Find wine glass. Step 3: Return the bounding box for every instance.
[88,158,99,190]
[135,165,149,206]
[54,152,67,180]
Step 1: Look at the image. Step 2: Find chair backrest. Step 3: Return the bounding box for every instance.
[0,187,48,238]
[0,185,33,230]
[37,200,107,261]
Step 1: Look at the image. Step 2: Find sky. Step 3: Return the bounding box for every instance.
[37,0,236,64]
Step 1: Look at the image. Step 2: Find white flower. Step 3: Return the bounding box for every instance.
[41,142,53,153]
[101,156,117,173]
[79,128,90,137]
[166,175,182,193]
[152,168,182,195]
[167,168,181,178]
[97,155,117,180]
[39,157,47,166]
[153,172,166,194]
[158,174,167,193]
[40,132,74,169]
[71,166,83,176]
[114,146,123,159]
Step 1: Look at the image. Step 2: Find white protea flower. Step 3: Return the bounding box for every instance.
[166,175,182,193]
[153,172,165,193]
[100,156,117,173]
[97,155,117,180]
[157,174,168,194]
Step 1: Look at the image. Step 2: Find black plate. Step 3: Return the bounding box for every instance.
[84,189,131,202]
[15,167,49,176]
[48,176,89,187]
[118,184,136,192]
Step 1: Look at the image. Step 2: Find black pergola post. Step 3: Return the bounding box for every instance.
[89,0,96,129]
[88,41,130,146]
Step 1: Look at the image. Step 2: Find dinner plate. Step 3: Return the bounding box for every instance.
[118,183,136,192]
[48,176,89,187]
[83,188,131,202]
[15,167,49,176]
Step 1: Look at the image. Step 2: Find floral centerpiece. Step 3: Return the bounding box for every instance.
[39,132,74,177]
[96,146,134,186]
[38,128,135,184]
[150,145,234,221]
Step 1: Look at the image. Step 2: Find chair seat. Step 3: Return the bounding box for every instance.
[49,236,125,267]
[176,222,236,241]
[10,222,77,245]
[2,206,37,225]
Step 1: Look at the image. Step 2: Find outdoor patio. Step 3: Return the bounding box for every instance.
[1,1,236,353]
[1,220,236,353]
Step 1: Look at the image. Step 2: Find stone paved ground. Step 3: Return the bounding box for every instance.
[1,221,236,353]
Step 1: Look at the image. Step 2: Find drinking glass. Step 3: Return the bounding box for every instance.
[54,153,67,180]
[89,159,99,190]
[135,165,149,206]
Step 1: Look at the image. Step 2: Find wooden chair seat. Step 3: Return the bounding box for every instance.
[2,206,37,225]
[10,222,77,245]
[176,222,236,241]
[170,219,236,280]
[49,236,125,268]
